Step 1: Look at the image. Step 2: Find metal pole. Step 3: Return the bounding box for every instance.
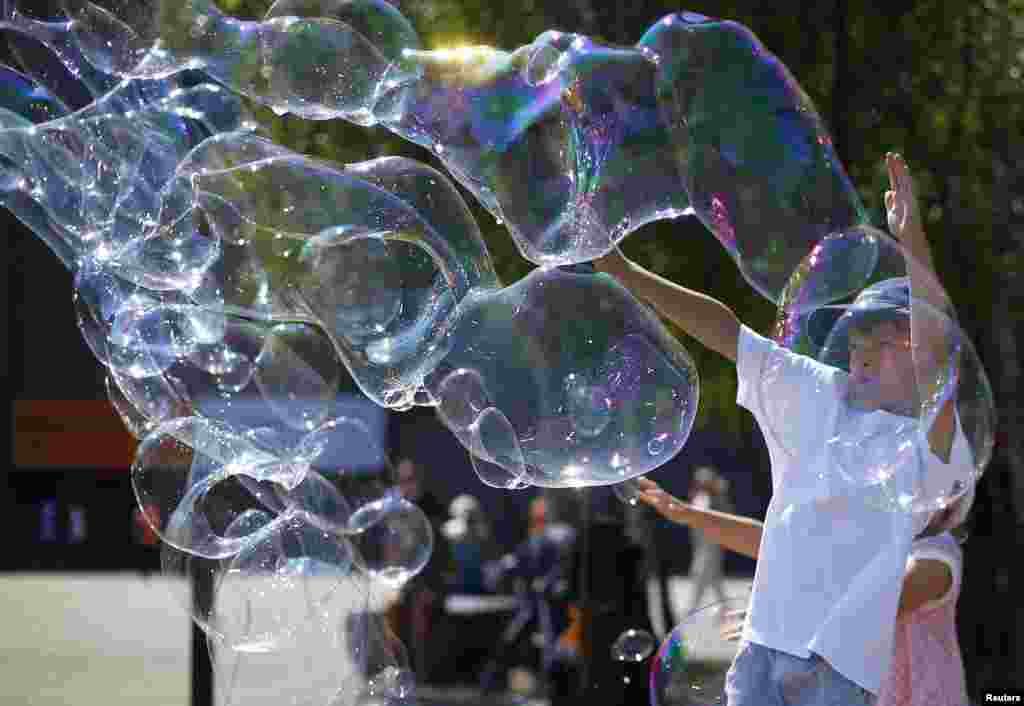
[576,488,592,697]
[191,568,214,706]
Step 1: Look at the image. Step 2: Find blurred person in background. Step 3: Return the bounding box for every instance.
[442,494,497,595]
[687,466,733,616]
[387,458,449,683]
[480,495,569,696]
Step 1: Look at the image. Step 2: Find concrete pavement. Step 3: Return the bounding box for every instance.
[0,574,752,706]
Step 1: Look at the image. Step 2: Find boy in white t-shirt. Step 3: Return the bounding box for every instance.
[595,153,975,704]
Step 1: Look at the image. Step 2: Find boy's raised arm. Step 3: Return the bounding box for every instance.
[885,153,956,461]
[594,249,742,362]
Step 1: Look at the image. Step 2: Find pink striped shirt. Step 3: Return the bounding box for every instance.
[877,532,968,706]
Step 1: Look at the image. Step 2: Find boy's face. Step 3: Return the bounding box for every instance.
[845,318,918,414]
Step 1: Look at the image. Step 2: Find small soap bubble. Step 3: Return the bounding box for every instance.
[611,628,656,662]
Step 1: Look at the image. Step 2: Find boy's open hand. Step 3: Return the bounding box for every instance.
[885,152,925,244]
[636,476,691,525]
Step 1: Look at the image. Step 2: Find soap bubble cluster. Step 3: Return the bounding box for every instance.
[19,0,991,507]
[148,414,428,702]
[3,0,996,703]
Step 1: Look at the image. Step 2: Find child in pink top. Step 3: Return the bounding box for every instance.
[877,507,970,706]
[636,477,974,706]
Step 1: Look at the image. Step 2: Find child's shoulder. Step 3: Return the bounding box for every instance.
[738,324,847,386]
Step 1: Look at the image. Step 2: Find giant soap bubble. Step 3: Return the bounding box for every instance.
[0,70,251,275]
[157,130,498,409]
[60,0,422,121]
[764,229,993,515]
[639,13,870,307]
[426,265,699,488]
[47,0,863,284]
[378,33,692,265]
[137,411,431,698]
[207,572,415,706]
[160,507,358,653]
[1,4,125,99]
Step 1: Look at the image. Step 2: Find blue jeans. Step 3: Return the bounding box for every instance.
[725,642,877,706]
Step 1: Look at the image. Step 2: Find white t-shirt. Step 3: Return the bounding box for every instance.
[735,326,974,694]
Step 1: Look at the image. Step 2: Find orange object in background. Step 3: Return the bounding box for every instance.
[557,603,586,659]
[13,400,137,469]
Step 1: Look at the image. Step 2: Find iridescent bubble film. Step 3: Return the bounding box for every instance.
[650,598,746,706]
[639,13,870,306]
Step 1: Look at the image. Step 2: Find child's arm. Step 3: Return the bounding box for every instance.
[885,153,956,461]
[895,557,953,619]
[594,249,742,362]
[636,477,762,559]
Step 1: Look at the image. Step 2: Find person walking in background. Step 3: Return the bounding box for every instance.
[389,458,449,684]
[442,494,497,595]
[479,495,567,695]
[687,466,733,616]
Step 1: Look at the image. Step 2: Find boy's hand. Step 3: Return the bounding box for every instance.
[885,152,925,245]
[636,477,691,525]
